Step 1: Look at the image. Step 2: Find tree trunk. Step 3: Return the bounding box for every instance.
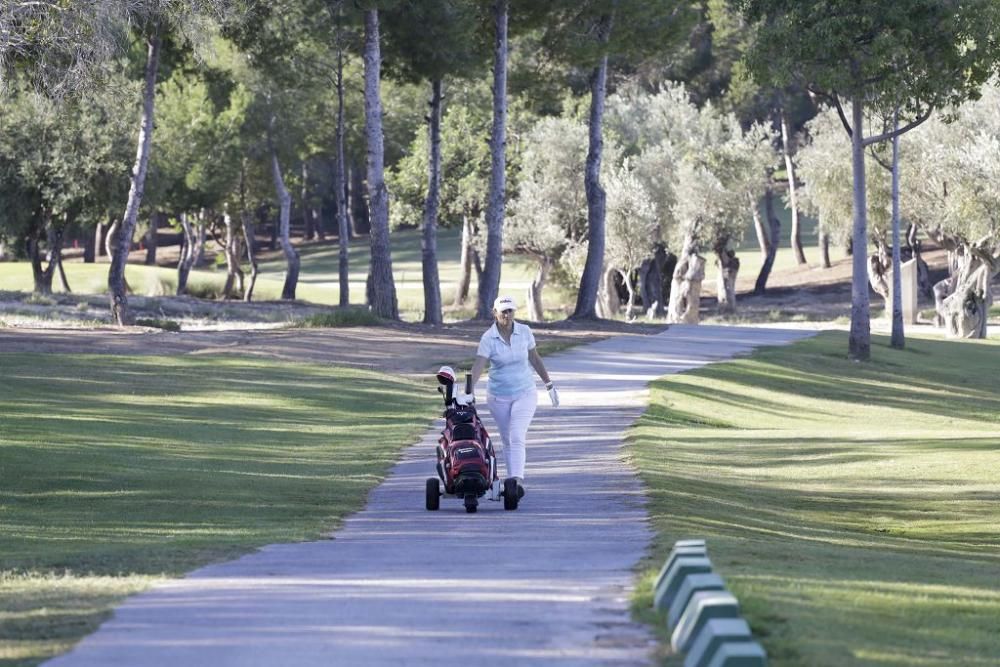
[104,218,118,261]
[241,210,259,302]
[334,47,350,306]
[56,253,71,292]
[349,161,369,236]
[109,25,160,325]
[27,215,61,295]
[595,265,617,319]
[571,11,613,320]
[177,212,195,295]
[667,230,706,324]
[753,185,780,295]
[476,0,509,320]
[301,161,314,240]
[27,227,49,295]
[620,269,637,321]
[421,78,444,325]
[93,221,105,260]
[269,125,299,300]
[749,192,769,258]
[527,255,552,322]
[889,110,904,349]
[848,97,871,361]
[84,224,96,263]
[941,248,997,338]
[819,227,832,269]
[193,210,207,268]
[715,245,740,313]
[638,248,666,320]
[781,107,806,265]
[144,211,160,265]
[455,214,474,306]
[222,211,244,299]
[868,240,890,314]
[363,9,398,319]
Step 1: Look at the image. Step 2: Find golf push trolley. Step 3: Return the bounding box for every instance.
[425,366,521,513]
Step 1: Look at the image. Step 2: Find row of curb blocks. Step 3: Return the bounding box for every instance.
[652,539,767,667]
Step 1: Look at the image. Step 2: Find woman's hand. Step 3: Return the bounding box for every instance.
[546,382,559,407]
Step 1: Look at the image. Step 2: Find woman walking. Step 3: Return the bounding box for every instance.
[460,295,559,499]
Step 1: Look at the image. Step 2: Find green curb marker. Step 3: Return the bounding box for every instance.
[653,556,713,613]
[668,573,726,630]
[671,590,740,653]
[653,541,708,592]
[684,618,753,667]
[705,641,767,667]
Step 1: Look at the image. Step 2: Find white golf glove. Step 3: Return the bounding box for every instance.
[546,382,559,407]
[455,392,475,406]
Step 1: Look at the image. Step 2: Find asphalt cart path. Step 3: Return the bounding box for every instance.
[46,324,814,667]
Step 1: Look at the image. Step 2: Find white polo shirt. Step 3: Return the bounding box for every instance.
[477,322,537,398]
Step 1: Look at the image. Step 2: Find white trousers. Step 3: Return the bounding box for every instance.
[487,388,537,480]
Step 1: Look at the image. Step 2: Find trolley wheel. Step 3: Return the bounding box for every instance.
[503,477,519,511]
[425,477,440,511]
[464,493,478,513]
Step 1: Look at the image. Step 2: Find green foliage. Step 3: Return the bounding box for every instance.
[906,82,1000,247]
[148,60,249,213]
[388,79,536,232]
[134,317,182,331]
[737,0,1000,120]
[296,307,381,328]
[630,332,1000,665]
[0,353,434,665]
[379,0,486,84]
[606,82,775,253]
[0,80,134,242]
[796,109,892,245]
[506,116,589,255]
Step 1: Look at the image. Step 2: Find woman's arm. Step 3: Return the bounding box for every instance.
[528,348,552,387]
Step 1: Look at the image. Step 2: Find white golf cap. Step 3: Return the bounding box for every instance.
[493,295,517,311]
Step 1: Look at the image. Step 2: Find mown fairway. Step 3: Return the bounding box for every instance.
[0,354,435,666]
[630,333,1000,666]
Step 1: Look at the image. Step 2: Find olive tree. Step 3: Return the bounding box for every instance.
[505,117,587,321]
[907,84,1000,338]
[737,0,1000,359]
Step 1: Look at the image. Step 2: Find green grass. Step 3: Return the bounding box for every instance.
[628,332,1000,667]
[0,354,436,666]
[0,227,553,322]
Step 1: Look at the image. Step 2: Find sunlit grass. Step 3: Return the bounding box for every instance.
[0,223,820,323]
[628,332,1000,666]
[0,227,548,321]
[0,354,436,666]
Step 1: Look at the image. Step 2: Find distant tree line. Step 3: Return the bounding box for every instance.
[2,0,999,355]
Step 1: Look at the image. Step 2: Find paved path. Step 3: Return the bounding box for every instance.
[46,325,814,667]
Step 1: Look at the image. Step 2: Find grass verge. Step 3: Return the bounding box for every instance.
[628,332,1000,667]
[0,354,436,666]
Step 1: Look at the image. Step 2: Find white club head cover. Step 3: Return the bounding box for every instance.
[455,392,475,406]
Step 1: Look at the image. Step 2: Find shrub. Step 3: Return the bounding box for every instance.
[135,318,181,332]
[296,307,381,328]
